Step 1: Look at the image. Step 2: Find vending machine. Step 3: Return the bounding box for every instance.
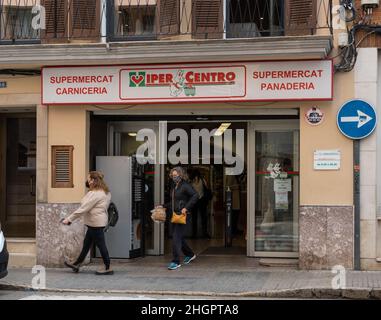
[96,156,145,259]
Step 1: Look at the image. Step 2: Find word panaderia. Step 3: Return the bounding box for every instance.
[253,69,325,91]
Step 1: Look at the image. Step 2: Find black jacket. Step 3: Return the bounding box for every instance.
[165,180,199,216]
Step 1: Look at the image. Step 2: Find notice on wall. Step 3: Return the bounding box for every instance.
[275,192,289,210]
[42,60,333,105]
[314,150,341,170]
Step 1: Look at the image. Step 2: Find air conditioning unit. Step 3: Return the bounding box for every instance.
[361,0,379,9]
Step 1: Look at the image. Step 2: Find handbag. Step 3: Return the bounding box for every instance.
[171,212,187,224]
[170,188,187,224]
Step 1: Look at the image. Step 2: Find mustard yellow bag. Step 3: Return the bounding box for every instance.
[170,189,187,224]
[171,212,187,224]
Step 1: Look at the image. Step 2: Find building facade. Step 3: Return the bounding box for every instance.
[0,0,378,270]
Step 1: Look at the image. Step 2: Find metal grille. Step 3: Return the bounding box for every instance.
[55,150,71,182]
[52,145,73,188]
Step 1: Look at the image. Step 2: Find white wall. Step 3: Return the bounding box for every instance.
[355,48,380,270]
[377,50,381,263]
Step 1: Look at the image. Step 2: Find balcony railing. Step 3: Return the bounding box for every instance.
[0,0,333,43]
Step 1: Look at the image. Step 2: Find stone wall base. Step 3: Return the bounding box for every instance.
[36,203,89,267]
[299,206,354,270]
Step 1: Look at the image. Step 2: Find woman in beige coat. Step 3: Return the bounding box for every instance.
[62,171,113,275]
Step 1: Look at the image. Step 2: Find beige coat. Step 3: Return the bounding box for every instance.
[67,190,111,227]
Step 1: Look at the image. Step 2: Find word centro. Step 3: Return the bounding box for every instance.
[144,71,237,85]
[134,126,245,176]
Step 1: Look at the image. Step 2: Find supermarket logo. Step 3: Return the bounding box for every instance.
[129,71,146,87]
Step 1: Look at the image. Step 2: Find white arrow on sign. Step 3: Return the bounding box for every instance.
[341,110,373,128]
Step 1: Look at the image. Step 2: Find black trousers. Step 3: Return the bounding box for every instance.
[172,223,194,264]
[192,198,208,237]
[75,226,110,269]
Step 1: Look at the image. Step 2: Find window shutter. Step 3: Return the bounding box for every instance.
[157,0,180,36]
[284,0,317,36]
[41,0,68,41]
[51,146,74,188]
[70,0,101,39]
[192,0,223,39]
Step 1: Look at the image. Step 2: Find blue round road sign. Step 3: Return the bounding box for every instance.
[337,100,377,140]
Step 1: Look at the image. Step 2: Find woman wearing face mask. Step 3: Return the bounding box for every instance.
[163,167,199,270]
[62,171,113,275]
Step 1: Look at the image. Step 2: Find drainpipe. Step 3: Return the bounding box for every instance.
[101,0,107,44]
[354,140,360,270]
[223,0,227,39]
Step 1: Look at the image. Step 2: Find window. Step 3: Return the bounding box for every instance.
[112,0,180,40]
[227,0,284,38]
[116,5,156,37]
[0,6,39,41]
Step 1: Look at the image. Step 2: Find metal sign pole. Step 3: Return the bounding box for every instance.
[354,140,360,271]
[337,99,377,271]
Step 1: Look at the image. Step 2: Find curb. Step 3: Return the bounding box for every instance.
[1,282,381,299]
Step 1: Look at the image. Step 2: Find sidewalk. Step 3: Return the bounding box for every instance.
[1,255,381,299]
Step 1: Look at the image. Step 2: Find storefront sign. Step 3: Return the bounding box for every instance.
[120,66,246,101]
[305,107,324,125]
[42,60,333,105]
[314,150,341,170]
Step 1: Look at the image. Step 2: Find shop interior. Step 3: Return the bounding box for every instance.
[163,122,247,256]
[90,116,248,258]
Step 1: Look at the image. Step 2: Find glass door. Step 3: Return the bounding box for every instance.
[248,121,299,258]
[108,121,162,256]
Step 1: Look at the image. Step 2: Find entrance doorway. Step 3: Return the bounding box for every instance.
[103,120,248,257]
[0,114,36,237]
[92,116,300,260]
[163,122,247,256]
